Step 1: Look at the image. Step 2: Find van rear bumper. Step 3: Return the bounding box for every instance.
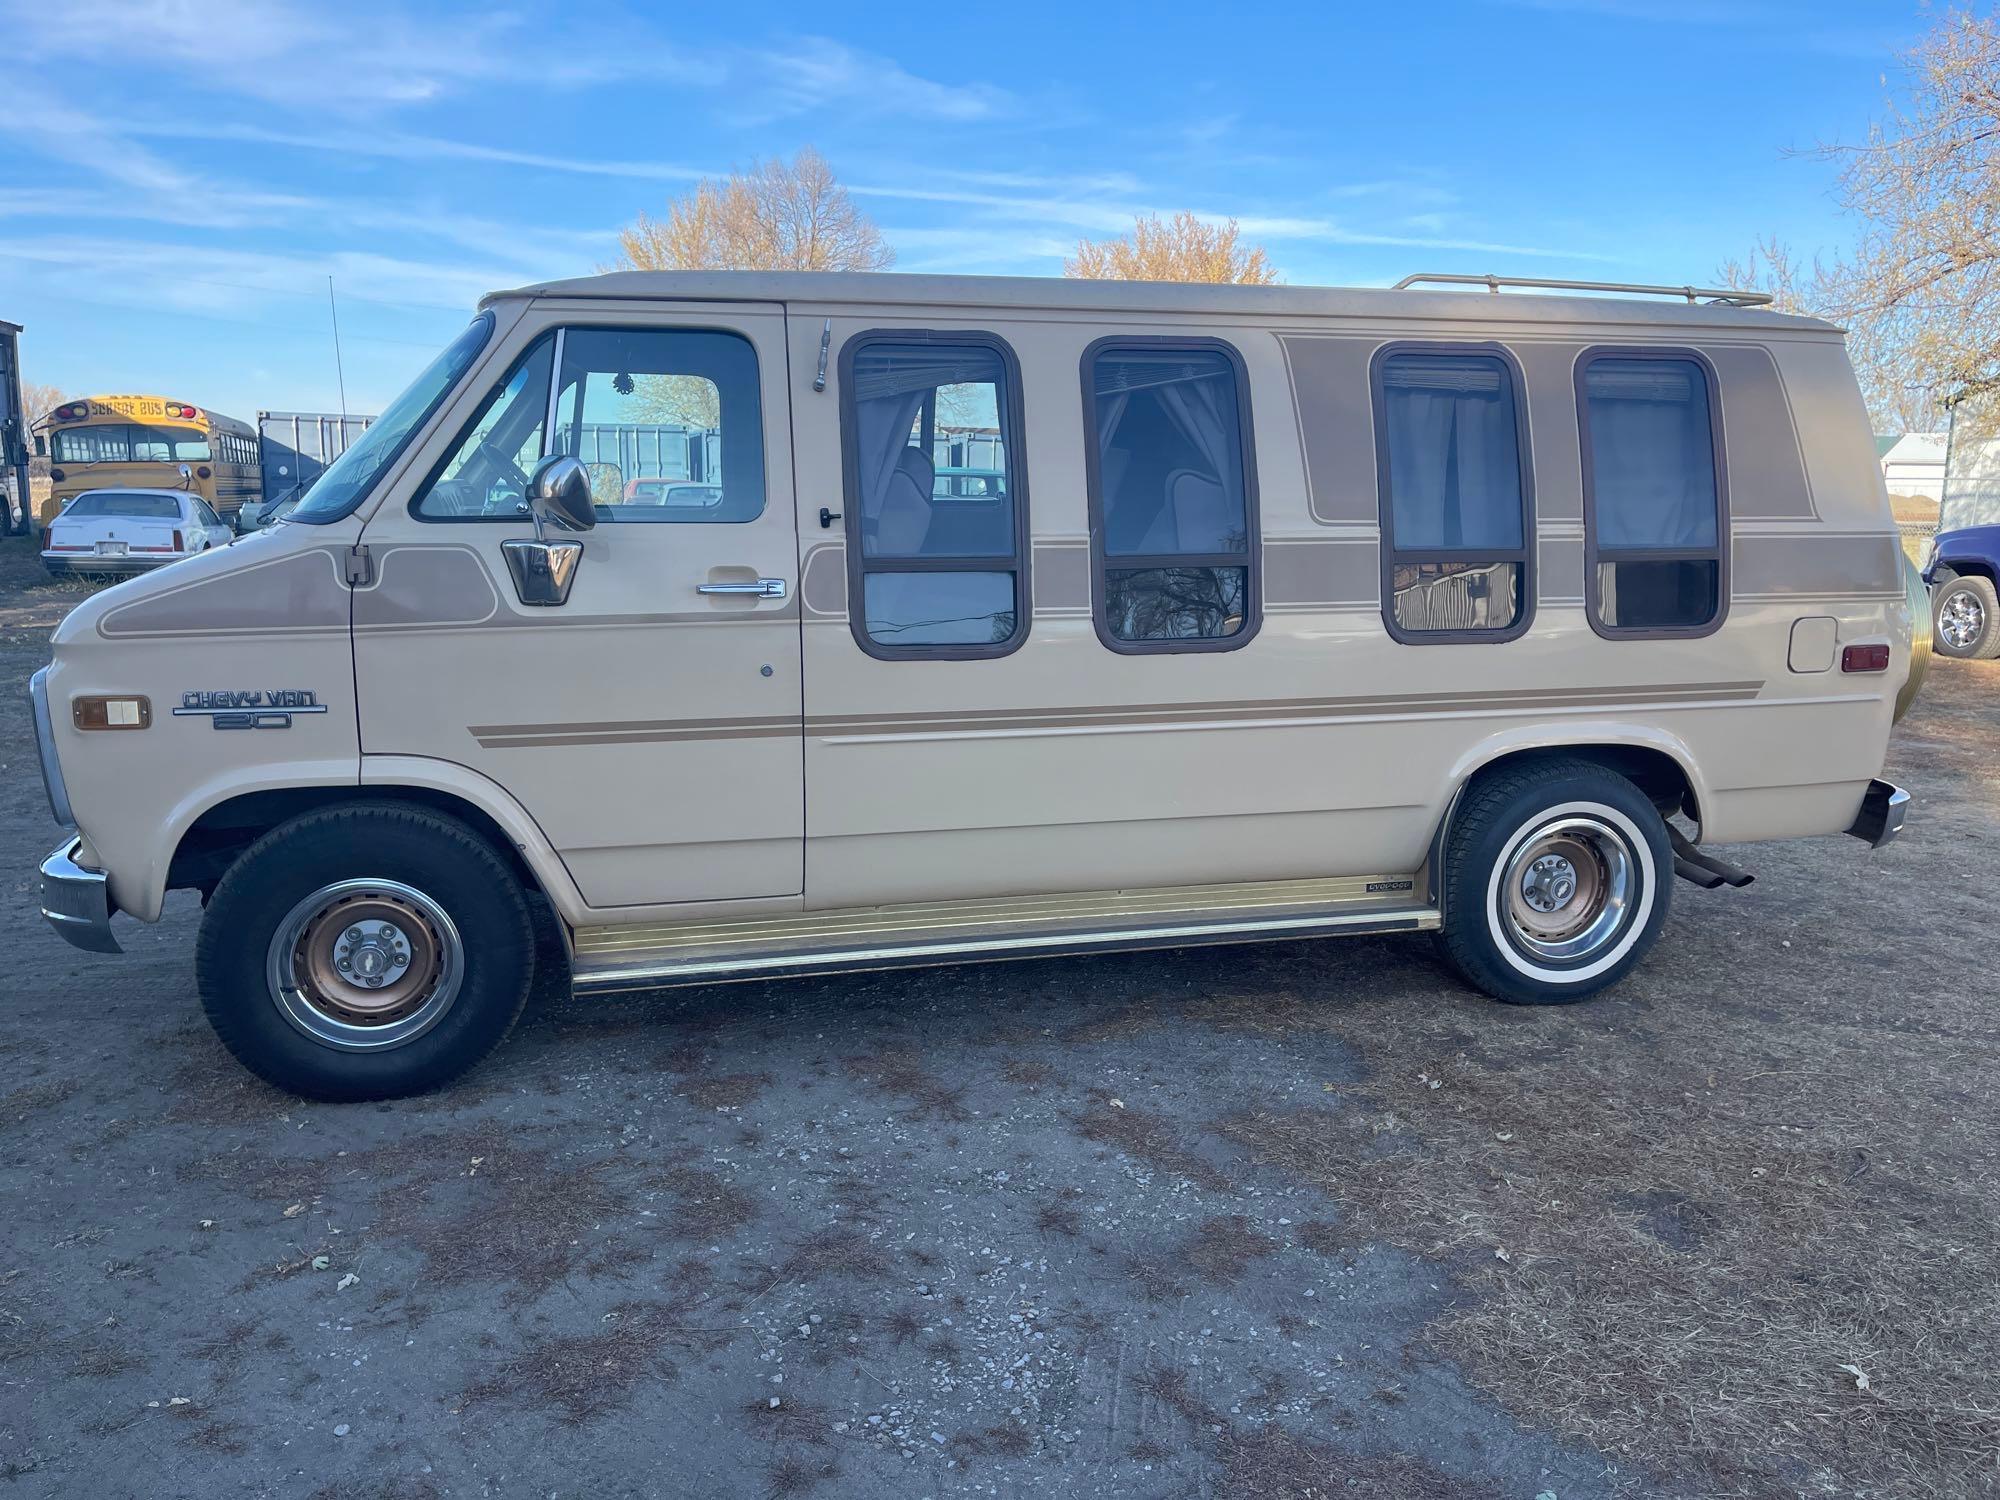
[41,839,122,954]
[1845,779,1910,849]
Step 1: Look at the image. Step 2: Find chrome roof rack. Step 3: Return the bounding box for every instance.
[1394,272,1773,308]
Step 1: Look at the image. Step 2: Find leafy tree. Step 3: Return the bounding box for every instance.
[611,147,893,275]
[610,148,890,431]
[1066,212,1279,284]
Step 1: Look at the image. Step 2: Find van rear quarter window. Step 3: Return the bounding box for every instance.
[1578,351,1728,637]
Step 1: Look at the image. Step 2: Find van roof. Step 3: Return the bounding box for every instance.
[485,270,1840,334]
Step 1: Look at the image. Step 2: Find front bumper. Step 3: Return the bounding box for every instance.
[41,838,122,953]
[1845,779,1911,849]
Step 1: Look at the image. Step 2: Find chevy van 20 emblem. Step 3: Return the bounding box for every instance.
[172,689,328,731]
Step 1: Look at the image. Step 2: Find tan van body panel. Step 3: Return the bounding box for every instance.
[43,274,1910,947]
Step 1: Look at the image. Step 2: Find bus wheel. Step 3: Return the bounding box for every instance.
[1437,759,1671,1005]
[195,803,534,1100]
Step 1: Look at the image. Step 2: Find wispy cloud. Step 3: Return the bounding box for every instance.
[725,36,1016,126]
[0,0,565,111]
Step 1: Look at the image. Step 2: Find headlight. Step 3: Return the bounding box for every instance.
[1919,536,1938,574]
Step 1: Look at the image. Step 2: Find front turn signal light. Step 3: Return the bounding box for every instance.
[72,695,152,730]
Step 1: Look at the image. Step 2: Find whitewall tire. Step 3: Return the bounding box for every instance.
[1438,760,1672,1005]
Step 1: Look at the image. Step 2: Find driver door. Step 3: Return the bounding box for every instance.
[353,301,803,911]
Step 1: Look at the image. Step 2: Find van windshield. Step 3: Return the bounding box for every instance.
[288,313,495,524]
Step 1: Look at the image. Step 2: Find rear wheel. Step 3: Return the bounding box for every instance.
[195,802,535,1100]
[1932,574,2000,659]
[1437,759,1671,1005]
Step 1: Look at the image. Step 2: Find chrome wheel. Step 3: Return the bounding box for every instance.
[267,879,463,1051]
[1497,816,1637,965]
[1938,589,1985,652]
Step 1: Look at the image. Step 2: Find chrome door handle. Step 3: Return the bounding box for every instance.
[697,578,788,599]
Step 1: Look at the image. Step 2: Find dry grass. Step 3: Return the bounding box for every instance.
[1074,1093,1233,1192]
[949,1422,1034,1461]
[651,1162,760,1241]
[1134,1365,1470,1499]
[1217,1032,2000,1497]
[676,1071,774,1111]
[1001,1058,1054,1088]
[841,1048,971,1121]
[464,1271,730,1424]
[1182,1215,1278,1282]
[762,1453,839,1498]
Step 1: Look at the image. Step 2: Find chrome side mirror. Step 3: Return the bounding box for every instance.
[503,455,596,607]
[525,454,598,538]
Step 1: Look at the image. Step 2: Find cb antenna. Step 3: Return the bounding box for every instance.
[327,275,349,420]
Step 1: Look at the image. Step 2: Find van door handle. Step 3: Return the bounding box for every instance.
[696,578,788,599]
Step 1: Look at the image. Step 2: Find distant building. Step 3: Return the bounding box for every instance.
[1879,431,1948,502]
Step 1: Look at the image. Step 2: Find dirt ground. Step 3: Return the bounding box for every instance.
[1,532,1995,1500]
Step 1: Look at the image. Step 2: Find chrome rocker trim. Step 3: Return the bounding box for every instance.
[41,838,122,954]
[1845,779,1910,849]
[573,900,1438,995]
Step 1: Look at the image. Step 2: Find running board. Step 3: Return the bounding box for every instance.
[570,875,1440,995]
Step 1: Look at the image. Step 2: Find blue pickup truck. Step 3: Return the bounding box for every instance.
[1922,526,2000,658]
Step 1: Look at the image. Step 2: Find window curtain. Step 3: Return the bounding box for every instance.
[1382,358,1520,550]
[1584,362,1716,548]
[855,389,929,529]
[1093,356,1242,554]
[1586,395,1717,547]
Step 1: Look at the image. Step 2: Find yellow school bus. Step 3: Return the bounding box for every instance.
[39,395,262,527]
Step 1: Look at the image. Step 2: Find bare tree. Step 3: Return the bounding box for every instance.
[21,380,64,430]
[1728,10,1997,430]
[611,147,893,275]
[1066,212,1280,284]
[18,380,64,479]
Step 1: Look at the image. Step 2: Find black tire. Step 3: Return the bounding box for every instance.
[1932,574,2000,660]
[1436,758,1672,1005]
[195,802,534,1100]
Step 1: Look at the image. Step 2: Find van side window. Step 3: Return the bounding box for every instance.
[1084,339,1258,651]
[551,328,764,524]
[840,333,1028,658]
[1373,345,1534,641]
[412,334,555,519]
[1578,351,1727,636]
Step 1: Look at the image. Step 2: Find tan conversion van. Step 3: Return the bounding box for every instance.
[32,271,1924,1099]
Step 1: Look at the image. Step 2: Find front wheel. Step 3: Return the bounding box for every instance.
[1932,574,2000,659]
[1436,760,1671,1005]
[195,802,535,1100]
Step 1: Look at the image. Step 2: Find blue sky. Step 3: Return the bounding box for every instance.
[0,0,1928,420]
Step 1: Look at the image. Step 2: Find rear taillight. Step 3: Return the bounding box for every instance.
[172,529,184,551]
[1842,644,1891,673]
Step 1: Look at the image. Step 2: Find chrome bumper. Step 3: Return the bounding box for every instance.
[1846,779,1910,849]
[41,839,122,954]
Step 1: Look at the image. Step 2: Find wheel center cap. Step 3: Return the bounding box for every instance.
[334,919,413,989]
[1522,855,1578,913]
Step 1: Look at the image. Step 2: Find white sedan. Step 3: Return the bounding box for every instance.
[41,489,235,577]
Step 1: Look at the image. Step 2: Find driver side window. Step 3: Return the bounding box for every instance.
[412,335,555,520]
